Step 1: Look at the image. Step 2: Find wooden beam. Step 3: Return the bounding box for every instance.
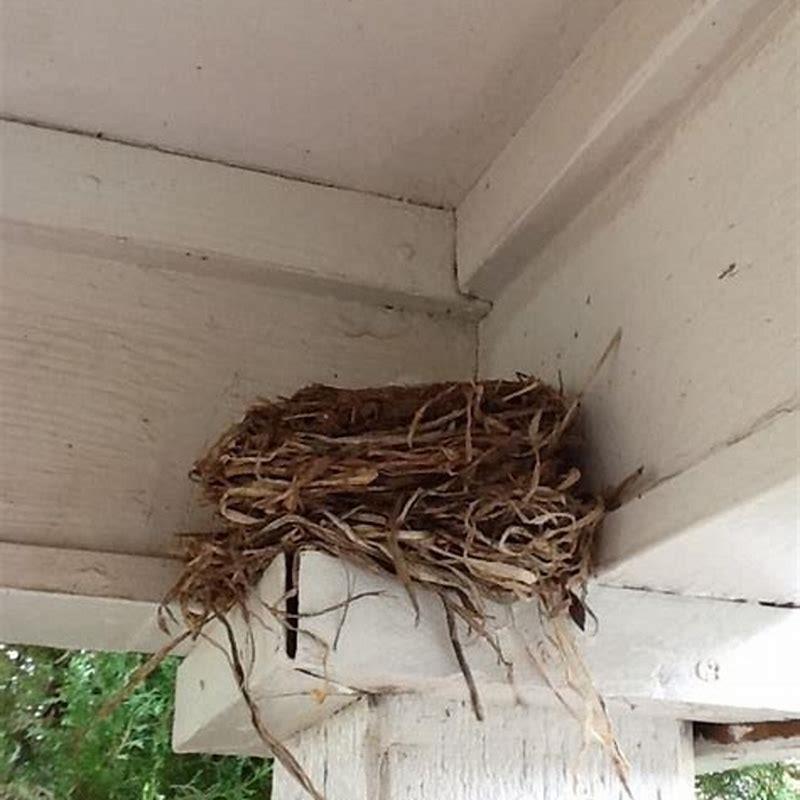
[695,720,800,773]
[0,542,177,601]
[477,4,799,604]
[0,239,475,559]
[173,552,800,758]
[0,543,182,653]
[456,0,787,298]
[0,120,480,315]
[597,411,800,603]
[172,554,358,757]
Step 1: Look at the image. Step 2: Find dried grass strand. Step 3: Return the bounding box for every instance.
[221,616,325,800]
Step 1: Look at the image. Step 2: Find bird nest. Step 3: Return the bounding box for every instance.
[167,378,604,635]
[156,360,633,798]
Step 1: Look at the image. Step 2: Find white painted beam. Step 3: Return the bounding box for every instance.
[0,542,177,601]
[695,721,800,774]
[478,4,799,604]
[0,542,182,653]
[272,695,695,800]
[0,590,179,655]
[0,128,476,652]
[0,239,475,559]
[598,410,800,603]
[173,552,800,760]
[0,120,477,315]
[172,555,358,757]
[456,0,787,298]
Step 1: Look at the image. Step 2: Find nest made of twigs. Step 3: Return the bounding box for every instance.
[166,377,605,637]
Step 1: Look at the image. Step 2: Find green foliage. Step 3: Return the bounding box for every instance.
[696,763,800,800]
[0,643,271,800]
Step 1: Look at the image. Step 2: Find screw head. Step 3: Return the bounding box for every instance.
[695,659,721,682]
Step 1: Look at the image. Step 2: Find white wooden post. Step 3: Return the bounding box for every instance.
[271,695,695,800]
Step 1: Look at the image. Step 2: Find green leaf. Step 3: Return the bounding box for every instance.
[0,643,271,800]
[696,762,800,800]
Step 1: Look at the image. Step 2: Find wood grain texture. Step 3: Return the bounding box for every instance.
[0,543,183,653]
[1,121,475,313]
[456,0,788,297]
[172,551,800,758]
[598,413,799,602]
[0,542,178,601]
[293,554,800,722]
[0,589,185,654]
[478,9,800,602]
[272,695,695,800]
[0,241,475,557]
[1,1,617,206]
[172,555,358,757]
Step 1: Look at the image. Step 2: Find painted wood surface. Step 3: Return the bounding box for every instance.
[271,695,695,800]
[0,542,181,653]
[0,121,473,313]
[598,413,799,602]
[456,0,789,297]
[0,240,475,558]
[478,7,799,603]
[0,542,178,601]
[1,1,617,206]
[172,556,358,758]
[0,589,182,655]
[172,551,800,759]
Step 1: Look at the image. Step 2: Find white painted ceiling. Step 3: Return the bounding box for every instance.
[1,0,617,206]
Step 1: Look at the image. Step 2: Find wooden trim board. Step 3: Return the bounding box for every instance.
[172,551,800,758]
[456,0,789,299]
[1,120,483,316]
[0,543,183,653]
